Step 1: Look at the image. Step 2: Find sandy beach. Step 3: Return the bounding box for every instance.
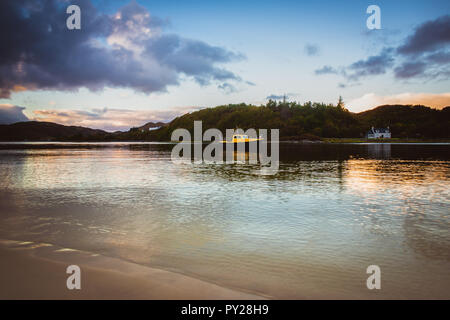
[0,240,264,300]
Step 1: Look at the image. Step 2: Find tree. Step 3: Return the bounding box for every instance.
[337,96,345,109]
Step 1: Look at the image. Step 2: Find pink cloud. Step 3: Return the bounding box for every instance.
[30,106,201,131]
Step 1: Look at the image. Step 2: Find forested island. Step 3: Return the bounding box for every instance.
[1,101,449,142]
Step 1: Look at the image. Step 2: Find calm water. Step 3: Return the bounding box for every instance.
[0,142,449,298]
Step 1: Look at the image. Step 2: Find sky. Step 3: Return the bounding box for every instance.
[0,0,449,130]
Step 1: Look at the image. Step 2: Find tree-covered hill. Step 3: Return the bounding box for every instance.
[1,102,449,141]
[150,101,362,141]
[356,105,450,138]
[147,101,450,141]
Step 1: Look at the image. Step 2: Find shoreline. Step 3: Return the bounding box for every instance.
[0,239,266,300]
[1,139,450,146]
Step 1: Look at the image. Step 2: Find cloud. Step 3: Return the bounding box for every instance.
[361,28,402,47]
[266,93,298,100]
[316,48,395,82]
[304,44,319,56]
[348,92,450,112]
[346,48,395,81]
[397,15,450,55]
[315,15,450,83]
[266,95,284,100]
[393,16,450,80]
[393,62,426,79]
[314,65,338,75]
[30,106,201,131]
[427,51,450,64]
[143,33,244,86]
[0,0,244,98]
[0,104,29,124]
[338,82,361,89]
[218,82,237,94]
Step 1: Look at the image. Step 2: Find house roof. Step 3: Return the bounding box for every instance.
[368,127,390,134]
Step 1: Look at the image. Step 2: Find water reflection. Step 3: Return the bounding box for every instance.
[0,143,449,298]
[367,143,391,159]
[404,205,450,261]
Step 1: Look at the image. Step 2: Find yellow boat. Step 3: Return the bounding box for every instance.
[221,134,263,143]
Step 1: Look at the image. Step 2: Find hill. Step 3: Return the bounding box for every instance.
[0,104,449,142]
[147,102,450,141]
[108,121,167,140]
[149,102,360,141]
[356,105,450,138]
[137,121,166,131]
[0,121,108,141]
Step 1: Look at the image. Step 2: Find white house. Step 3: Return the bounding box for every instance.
[366,127,391,139]
[139,126,161,133]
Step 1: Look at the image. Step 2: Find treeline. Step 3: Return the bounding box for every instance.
[141,101,450,141]
[356,104,450,138]
[2,102,449,142]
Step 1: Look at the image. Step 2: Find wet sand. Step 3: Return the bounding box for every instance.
[0,240,264,300]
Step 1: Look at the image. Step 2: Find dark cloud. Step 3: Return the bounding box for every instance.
[218,82,237,94]
[314,65,338,75]
[315,15,450,83]
[397,15,450,55]
[266,93,298,100]
[338,82,360,89]
[315,49,395,82]
[394,62,427,79]
[0,105,29,124]
[142,28,244,86]
[266,95,284,100]
[304,44,319,56]
[427,51,450,64]
[345,48,395,81]
[394,52,450,80]
[0,0,244,98]
[393,15,450,80]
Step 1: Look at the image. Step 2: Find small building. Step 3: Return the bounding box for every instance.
[141,126,161,132]
[366,126,391,139]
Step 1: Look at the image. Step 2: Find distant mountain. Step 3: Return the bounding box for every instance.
[0,121,108,141]
[0,120,168,142]
[107,121,168,140]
